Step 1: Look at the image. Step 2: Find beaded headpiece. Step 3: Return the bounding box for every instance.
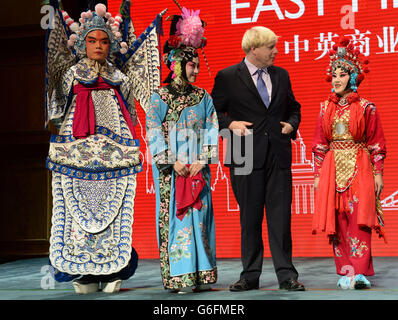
[325,36,370,92]
[63,3,128,56]
[163,7,207,83]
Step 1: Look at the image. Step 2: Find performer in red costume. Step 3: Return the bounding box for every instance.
[312,37,387,290]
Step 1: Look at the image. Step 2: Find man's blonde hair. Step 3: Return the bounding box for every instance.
[241,26,278,54]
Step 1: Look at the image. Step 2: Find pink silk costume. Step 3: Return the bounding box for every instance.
[312,92,386,276]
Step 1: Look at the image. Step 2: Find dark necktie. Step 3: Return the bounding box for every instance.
[256,69,270,108]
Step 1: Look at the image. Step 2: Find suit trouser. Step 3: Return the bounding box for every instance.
[230,147,298,285]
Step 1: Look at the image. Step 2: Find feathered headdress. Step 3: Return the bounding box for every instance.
[163,6,207,83]
[175,8,205,48]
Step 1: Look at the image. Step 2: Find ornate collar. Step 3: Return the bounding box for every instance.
[167,82,193,96]
[329,92,360,105]
[338,97,349,106]
[73,58,123,86]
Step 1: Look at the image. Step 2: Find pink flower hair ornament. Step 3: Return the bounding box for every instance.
[176,7,205,48]
[162,5,210,83]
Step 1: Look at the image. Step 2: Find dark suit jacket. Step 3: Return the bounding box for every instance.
[211,60,301,169]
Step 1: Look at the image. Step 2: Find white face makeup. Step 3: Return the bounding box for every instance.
[332,67,350,96]
[185,57,200,83]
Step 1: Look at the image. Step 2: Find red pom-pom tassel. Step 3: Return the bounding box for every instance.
[357,74,364,84]
[339,36,350,47]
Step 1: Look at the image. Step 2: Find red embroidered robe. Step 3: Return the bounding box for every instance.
[312,92,386,275]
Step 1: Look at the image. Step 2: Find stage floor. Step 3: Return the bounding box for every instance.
[0,257,397,301]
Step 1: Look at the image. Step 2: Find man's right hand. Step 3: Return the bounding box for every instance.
[228,121,253,136]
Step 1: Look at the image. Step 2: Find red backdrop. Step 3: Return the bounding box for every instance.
[108,0,398,258]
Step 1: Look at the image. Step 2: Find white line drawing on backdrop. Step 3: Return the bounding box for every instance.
[138,115,395,214]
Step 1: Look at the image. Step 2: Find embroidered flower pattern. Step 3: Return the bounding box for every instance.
[74,58,122,85]
[334,247,343,258]
[348,195,359,215]
[348,234,369,258]
[367,143,381,153]
[153,85,217,289]
[157,160,217,289]
[170,226,193,263]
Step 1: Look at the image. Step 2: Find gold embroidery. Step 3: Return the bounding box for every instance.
[331,142,361,191]
[321,100,329,115]
[330,108,366,191]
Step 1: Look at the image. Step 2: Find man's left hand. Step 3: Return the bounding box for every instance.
[280,121,293,135]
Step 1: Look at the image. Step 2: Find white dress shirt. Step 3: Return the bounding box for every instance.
[244,58,272,104]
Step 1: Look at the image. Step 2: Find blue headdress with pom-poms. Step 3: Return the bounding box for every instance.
[62,3,128,56]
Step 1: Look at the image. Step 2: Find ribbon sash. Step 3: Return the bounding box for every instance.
[72,77,136,139]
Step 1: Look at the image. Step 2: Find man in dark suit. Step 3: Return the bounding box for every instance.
[211,26,304,291]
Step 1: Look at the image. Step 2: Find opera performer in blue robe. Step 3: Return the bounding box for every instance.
[146,8,219,293]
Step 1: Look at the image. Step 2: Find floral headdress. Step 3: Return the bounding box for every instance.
[325,36,370,92]
[163,7,207,83]
[63,3,128,56]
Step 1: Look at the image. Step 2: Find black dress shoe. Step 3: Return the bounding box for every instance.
[229,278,259,292]
[279,278,305,291]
